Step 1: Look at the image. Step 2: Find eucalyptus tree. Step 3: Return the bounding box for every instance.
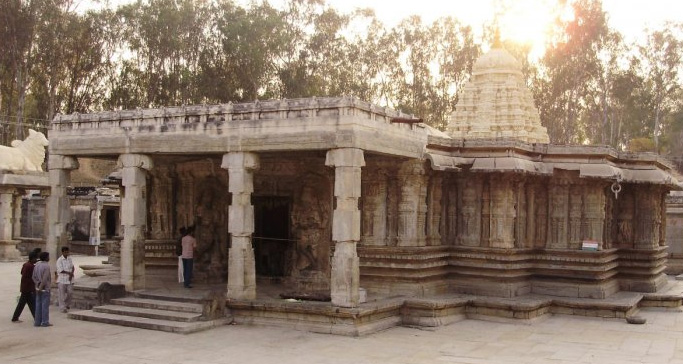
[535,0,610,144]
[637,24,683,152]
[113,0,210,107]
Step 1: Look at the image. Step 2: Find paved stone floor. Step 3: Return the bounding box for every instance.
[3,256,683,364]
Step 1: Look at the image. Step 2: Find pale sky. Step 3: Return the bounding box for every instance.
[83,0,683,52]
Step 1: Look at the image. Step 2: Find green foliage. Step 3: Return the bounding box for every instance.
[0,0,681,166]
[627,137,656,152]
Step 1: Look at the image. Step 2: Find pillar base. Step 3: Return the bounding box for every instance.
[331,241,360,308]
[0,239,23,261]
[227,237,256,300]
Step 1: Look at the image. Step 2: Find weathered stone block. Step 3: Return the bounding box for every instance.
[332,209,361,242]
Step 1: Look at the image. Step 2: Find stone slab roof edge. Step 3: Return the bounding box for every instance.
[52,97,415,123]
[424,154,683,189]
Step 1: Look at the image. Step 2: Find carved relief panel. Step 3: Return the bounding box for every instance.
[615,189,635,249]
[582,184,606,246]
[547,181,569,249]
[174,159,230,282]
[634,185,662,250]
[397,160,428,247]
[148,163,175,239]
[457,175,483,247]
[515,179,527,248]
[568,185,583,250]
[488,175,516,248]
[360,167,388,246]
[426,173,443,246]
[531,182,548,248]
[444,175,458,245]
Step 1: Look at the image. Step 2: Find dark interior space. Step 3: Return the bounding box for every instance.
[253,196,291,277]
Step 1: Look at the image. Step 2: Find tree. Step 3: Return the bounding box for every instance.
[637,24,683,152]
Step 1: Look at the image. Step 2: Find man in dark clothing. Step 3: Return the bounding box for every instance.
[11,251,38,323]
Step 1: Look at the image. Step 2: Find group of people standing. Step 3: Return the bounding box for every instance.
[11,246,74,327]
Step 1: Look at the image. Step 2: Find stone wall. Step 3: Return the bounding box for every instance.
[666,192,683,274]
[359,166,669,299]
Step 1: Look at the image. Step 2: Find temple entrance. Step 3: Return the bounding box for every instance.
[104,207,119,238]
[253,196,292,277]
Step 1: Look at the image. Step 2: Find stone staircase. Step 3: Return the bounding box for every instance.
[69,291,231,334]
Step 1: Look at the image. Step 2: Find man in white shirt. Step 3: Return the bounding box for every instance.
[56,246,74,313]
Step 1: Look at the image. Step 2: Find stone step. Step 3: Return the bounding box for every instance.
[133,291,212,304]
[68,310,231,334]
[111,297,203,313]
[94,304,202,322]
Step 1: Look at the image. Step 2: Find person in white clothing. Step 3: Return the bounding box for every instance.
[56,246,74,313]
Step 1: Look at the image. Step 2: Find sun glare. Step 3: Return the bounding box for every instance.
[496,0,574,59]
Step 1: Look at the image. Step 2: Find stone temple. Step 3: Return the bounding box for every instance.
[44,46,682,335]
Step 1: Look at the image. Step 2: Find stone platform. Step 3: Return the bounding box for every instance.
[70,265,683,336]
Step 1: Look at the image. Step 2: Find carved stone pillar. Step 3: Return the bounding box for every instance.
[12,193,23,239]
[426,174,443,246]
[445,176,458,245]
[0,187,21,261]
[89,200,103,246]
[222,152,259,300]
[325,148,364,307]
[634,186,662,250]
[457,175,482,247]
[488,175,516,248]
[547,181,569,249]
[385,174,399,246]
[361,171,387,246]
[514,179,527,248]
[582,184,606,246]
[118,154,153,291]
[568,185,583,249]
[397,160,427,247]
[533,182,548,248]
[47,155,79,272]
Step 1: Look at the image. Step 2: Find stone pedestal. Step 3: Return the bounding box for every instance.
[118,154,153,291]
[326,148,364,307]
[223,152,259,300]
[0,187,21,261]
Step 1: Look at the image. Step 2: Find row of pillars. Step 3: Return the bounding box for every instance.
[46,149,366,308]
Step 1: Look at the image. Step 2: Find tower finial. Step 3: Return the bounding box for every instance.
[493,26,502,48]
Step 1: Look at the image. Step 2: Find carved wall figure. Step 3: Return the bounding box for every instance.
[397,160,427,247]
[291,173,331,275]
[489,176,516,248]
[616,190,635,248]
[194,175,229,281]
[148,165,175,239]
[457,176,482,247]
[361,168,388,246]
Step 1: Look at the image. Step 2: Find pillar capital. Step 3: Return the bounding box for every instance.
[221,152,259,171]
[117,154,153,170]
[325,148,365,168]
[48,155,79,170]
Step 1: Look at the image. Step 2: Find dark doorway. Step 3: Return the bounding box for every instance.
[105,208,118,238]
[253,196,291,277]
